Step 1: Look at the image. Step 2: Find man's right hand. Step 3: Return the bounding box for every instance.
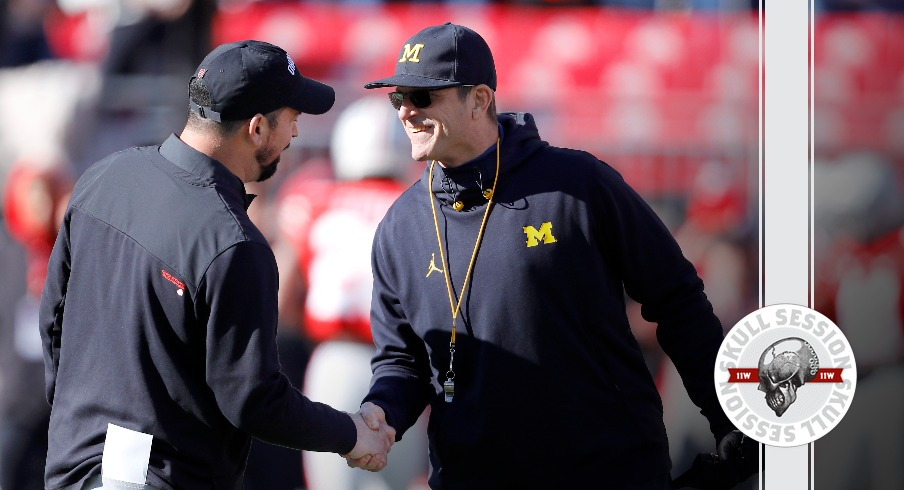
[671,430,759,489]
[344,402,396,472]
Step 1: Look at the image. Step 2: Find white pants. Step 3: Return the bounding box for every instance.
[302,341,428,490]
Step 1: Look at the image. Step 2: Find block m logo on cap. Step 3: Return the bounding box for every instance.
[399,44,425,63]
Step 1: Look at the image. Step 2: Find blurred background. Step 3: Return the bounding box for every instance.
[0,1,901,489]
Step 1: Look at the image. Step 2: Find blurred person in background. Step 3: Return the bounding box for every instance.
[52,0,212,78]
[54,0,215,169]
[348,22,757,489]
[813,152,904,490]
[271,95,428,490]
[97,0,214,79]
[0,0,55,68]
[0,158,73,490]
[37,40,392,489]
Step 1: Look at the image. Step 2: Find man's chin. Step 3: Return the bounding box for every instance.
[412,150,431,163]
[257,159,279,182]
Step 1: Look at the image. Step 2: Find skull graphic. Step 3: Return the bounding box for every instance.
[757,337,819,417]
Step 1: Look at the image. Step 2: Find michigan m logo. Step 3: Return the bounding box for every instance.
[399,44,425,63]
[523,222,557,247]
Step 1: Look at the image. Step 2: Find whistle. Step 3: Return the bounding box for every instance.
[443,379,455,402]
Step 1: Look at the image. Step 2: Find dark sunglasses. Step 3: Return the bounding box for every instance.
[388,85,476,110]
[388,89,434,110]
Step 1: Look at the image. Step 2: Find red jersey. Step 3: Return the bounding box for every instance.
[276,171,407,343]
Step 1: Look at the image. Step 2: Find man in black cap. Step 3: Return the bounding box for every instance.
[348,23,759,489]
[38,40,394,490]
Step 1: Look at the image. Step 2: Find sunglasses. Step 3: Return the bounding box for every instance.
[388,85,476,110]
[388,89,434,110]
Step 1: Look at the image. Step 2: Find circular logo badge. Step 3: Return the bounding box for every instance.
[714,304,857,447]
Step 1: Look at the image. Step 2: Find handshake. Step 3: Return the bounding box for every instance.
[342,402,397,472]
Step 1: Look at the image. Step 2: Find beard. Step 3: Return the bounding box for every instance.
[255,146,282,182]
[257,157,279,182]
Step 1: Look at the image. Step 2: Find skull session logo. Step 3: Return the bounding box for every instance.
[714,304,857,447]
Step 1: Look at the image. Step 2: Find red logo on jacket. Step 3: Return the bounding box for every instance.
[161,269,185,290]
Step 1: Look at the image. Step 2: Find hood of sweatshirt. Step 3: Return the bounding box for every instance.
[426,112,548,211]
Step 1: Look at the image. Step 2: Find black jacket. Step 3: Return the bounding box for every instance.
[365,113,734,489]
[39,134,355,489]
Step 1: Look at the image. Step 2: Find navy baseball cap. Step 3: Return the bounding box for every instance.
[189,40,335,122]
[364,23,496,91]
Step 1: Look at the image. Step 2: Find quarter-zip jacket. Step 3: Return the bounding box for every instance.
[39,134,355,489]
[365,113,734,489]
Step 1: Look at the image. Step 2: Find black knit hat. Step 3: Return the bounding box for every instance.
[190,40,335,122]
[364,23,497,91]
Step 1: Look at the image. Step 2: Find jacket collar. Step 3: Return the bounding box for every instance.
[429,124,503,211]
[159,133,256,210]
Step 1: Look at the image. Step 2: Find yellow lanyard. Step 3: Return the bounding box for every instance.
[428,138,500,402]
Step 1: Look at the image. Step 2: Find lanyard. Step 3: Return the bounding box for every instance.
[427,138,500,402]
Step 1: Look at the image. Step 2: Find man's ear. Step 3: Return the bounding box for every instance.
[471,85,493,119]
[247,113,265,146]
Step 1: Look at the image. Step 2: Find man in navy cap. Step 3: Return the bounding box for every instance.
[349,23,759,489]
[39,40,394,490]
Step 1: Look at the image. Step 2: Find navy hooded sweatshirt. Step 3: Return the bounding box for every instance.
[39,135,356,489]
[365,113,734,489]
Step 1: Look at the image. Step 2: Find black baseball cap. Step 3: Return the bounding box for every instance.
[364,23,496,91]
[189,40,335,122]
